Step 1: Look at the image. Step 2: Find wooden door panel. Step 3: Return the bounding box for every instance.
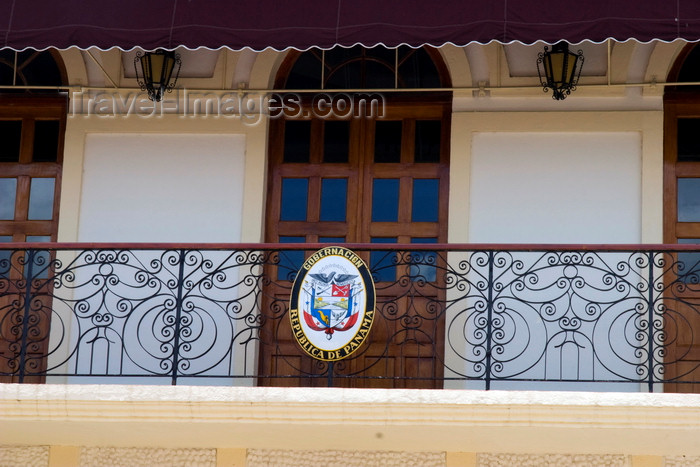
[665,361,700,393]
[0,275,51,383]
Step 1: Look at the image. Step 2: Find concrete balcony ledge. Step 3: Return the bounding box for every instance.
[2,383,700,457]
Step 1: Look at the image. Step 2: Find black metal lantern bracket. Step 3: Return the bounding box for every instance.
[536,41,584,100]
[134,50,182,102]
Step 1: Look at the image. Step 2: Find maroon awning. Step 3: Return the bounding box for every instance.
[3,0,700,51]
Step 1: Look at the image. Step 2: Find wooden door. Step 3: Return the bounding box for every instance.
[259,97,450,388]
[0,96,66,383]
[662,98,700,392]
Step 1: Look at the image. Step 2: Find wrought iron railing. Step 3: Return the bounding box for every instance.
[2,243,700,391]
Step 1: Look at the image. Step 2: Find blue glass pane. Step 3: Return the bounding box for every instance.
[26,236,50,242]
[27,178,55,220]
[25,235,51,280]
[370,237,397,282]
[410,238,437,282]
[320,178,347,222]
[0,236,11,279]
[0,178,17,220]
[372,179,399,222]
[678,179,700,222]
[278,236,305,281]
[319,237,345,243]
[281,178,308,221]
[678,239,700,283]
[412,179,439,222]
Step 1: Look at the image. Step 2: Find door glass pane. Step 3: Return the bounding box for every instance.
[285,54,322,90]
[678,239,700,283]
[283,120,311,163]
[364,61,395,89]
[372,179,399,222]
[319,237,345,243]
[0,178,17,220]
[278,236,305,281]
[370,237,397,282]
[280,178,308,221]
[326,61,362,89]
[25,235,51,280]
[33,120,60,162]
[410,237,437,282]
[412,179,439,222]
[320,178,347,222]
[0,236,11,279]
[27,177,55,220]
[0,120,22,162]
[678,119,700,162]
[323,121,350,163]
[398,47,442,88]
[678,178,700,222]
[374,121,402,163]
[26,235,51,242]
[414,120,441,163]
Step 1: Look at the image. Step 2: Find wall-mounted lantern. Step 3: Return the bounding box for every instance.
[537,41,584,100]
[134,50,181,102]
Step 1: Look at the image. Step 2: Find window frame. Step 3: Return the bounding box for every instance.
[0,95,67,242]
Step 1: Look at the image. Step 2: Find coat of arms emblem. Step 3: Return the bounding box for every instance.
[289,246,375,361]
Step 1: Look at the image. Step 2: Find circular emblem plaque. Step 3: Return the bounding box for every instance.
[289,246,375,361]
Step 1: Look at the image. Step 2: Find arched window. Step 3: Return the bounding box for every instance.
[280,45,447,90]
[0,49,66,90]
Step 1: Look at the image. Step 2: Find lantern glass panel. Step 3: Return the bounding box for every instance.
[550,52,565,84]
[139,55,151,81]
[149,54,166,83]
[565,52,578,83]
[543,55,553,82]
[161,57,176,86]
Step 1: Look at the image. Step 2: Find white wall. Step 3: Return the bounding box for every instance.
[79,133,246,242]
[468,132,641,243]
[465,132,643,390]
[56,133,249,385]
[445,112,663,391]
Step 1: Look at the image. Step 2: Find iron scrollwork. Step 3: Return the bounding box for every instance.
[0,245,699,391]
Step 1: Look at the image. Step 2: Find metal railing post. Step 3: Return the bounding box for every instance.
[171,249,186,385]
[485,250,495,390]
[18,249,35,384]
[647,251,655,393]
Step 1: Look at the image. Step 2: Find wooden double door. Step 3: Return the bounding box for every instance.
[663,97,700,392]
[260,96,450,388]
[0,96,66,382]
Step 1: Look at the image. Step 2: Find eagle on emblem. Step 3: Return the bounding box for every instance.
[303,270,360,339]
